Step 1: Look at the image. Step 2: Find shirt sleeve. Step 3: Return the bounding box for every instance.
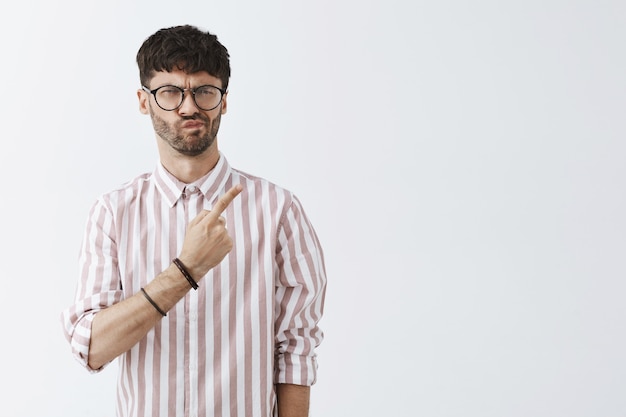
[274,194,327,386]
[60,198,124,372]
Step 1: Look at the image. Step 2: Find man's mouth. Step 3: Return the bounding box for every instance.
[181,120,204,129]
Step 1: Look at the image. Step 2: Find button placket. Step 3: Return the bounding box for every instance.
[185,185,202,415]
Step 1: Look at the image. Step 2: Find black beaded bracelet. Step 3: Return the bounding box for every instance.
[172,258,199,290]
[140,287,166,317]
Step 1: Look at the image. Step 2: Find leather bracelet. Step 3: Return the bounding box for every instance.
[140,287,166,317]
[172,258,199,290]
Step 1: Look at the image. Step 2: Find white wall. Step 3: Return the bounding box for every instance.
[1,1,624,416]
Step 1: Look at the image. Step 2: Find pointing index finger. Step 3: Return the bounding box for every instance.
[207,184,243,220]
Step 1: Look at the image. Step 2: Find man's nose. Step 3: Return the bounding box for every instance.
[178,91,199,115]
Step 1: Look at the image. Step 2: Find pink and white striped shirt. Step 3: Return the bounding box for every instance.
[61,154,326,417]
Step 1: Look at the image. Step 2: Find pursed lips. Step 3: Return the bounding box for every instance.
[180,120,205,129]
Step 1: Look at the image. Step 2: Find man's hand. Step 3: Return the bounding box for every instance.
[178,184,243,279]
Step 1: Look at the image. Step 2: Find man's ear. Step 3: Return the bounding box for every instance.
[138,89,150,115]
[221,92,228,115]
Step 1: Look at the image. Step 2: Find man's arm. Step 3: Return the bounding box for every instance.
[276,384,310,417]
[87,264,195,369]
[86,185,242,369]
[273,195,326,415]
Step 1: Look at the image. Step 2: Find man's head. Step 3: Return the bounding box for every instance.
[136,25,231,159]
[137,25,231,92]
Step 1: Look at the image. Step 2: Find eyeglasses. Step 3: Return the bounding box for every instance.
[142,84,226,111]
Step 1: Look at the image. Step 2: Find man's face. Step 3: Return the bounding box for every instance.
[138,69,227,157]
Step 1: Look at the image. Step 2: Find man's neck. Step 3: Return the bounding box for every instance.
[159,144,220,184]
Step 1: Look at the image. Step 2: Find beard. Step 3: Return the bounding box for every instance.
[150,106,221,157]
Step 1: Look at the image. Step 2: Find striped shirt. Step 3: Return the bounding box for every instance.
[61,153,327,417]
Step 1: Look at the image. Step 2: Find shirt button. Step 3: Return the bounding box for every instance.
[187,185,197,193]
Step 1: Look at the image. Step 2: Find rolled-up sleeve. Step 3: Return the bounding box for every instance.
[274,195,327,386]
[61,198,124,372]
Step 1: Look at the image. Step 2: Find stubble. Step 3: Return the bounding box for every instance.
[150,106,221,157]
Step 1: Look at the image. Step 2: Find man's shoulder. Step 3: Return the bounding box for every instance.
[231,168,291,194]
[95,171,154,203]
[109,171,152,193]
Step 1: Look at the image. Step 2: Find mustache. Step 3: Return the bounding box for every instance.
[180,114,210,122]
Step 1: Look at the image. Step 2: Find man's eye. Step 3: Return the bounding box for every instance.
[159,87,181,97]
[196,87,217,97]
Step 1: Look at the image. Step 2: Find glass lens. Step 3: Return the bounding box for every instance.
[194,86,222,110]
[155,86,183,111]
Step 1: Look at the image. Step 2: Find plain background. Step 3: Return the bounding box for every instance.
[1,0,625,416]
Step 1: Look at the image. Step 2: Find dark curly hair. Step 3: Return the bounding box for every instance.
[136,25,231,90]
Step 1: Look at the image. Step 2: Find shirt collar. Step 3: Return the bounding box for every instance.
[153,152,232,208]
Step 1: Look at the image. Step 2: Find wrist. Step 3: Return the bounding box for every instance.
[172,257,199,290]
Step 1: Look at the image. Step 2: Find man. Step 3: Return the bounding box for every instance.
[61,25,326,417]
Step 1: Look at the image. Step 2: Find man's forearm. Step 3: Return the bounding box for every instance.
[88,264,191,369]
[276,383,310,417]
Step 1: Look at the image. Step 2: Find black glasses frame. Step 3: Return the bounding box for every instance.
[142,84,226,111]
